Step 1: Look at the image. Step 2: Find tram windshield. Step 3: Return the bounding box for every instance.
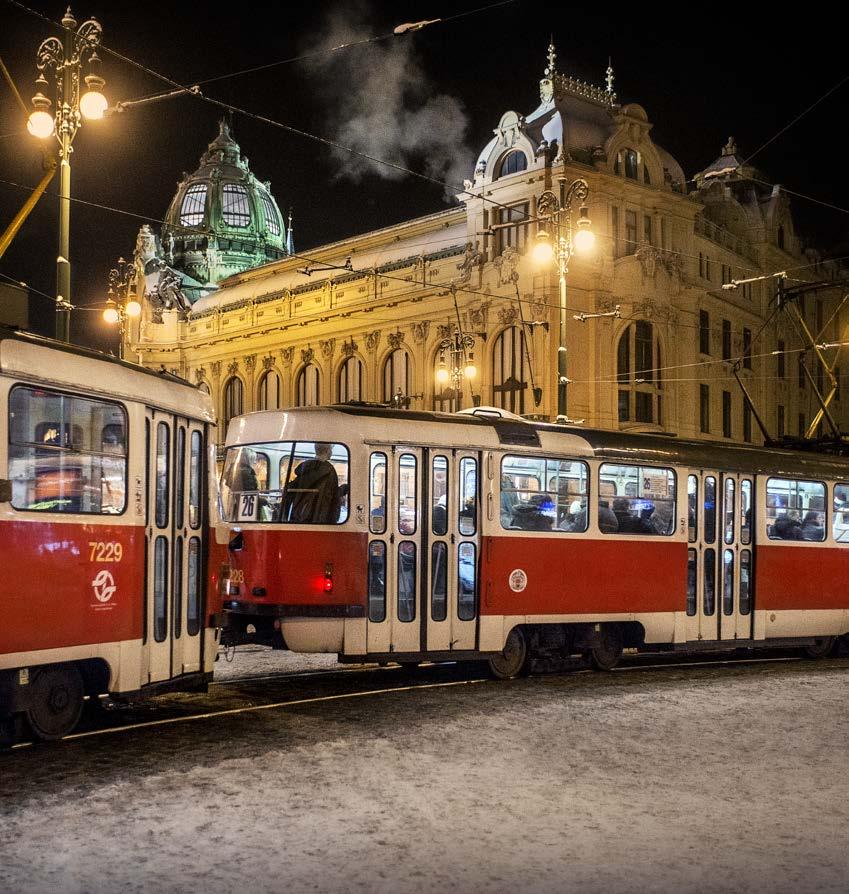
[221,440,349,524]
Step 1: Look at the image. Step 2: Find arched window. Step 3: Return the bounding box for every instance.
[383,348,410,404]
[496,151,528,179]
[643,164,651,185]
[615,148,639,180]
[617,321,663,425]
[338,356,363,402]
[295,364,320,407]
[223,376,244,428]
[259,191,281,237]
[257,369,281,410]
[777,224,785,250]
[180,184,207,227]
[492,326,529,415]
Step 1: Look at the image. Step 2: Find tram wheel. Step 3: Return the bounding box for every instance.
[589,625,623,671]
[488,627,529,679]
[26,663,84,741]
[804,637,836,660]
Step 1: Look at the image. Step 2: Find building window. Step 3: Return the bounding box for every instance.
[777,225,785,250]
[221,184,251,228]
[699,310,710,355]
[496,151,528,179]
[643,164,651,185]
[296,364,321,407]
[617,321,662,425]
[722,319,731,361]
[497,203,530,254]
[700,384,710,433]
[179,183,207,227]
[798,413,806,437]
[338,356,363,402]
[223,376,243,429]
[799,355,806,390]
[260,191,281,237]
[625,210,638,254]
[777,405,785,437]
[705,257,711,281]
[643,215,652,245]
[777,340,786,379]
[742,328,752,369]
[743,402,752,443]
[699,252,704,278]
[616,148,639,180]
[611,205,621,259]
[722,391,732,439]
[257,369,281,410]
[492,326,529,414]
[383,348,410,404]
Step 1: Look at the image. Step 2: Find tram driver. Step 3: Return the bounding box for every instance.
[283,442,341,524]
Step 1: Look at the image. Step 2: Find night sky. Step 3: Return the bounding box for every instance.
[1,0,847,352]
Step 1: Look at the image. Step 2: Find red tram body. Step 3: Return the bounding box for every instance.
[218,405,849,676]
[0,329,221,740]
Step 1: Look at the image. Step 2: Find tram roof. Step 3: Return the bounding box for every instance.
[0,327,214,422]
[227,404,849,480]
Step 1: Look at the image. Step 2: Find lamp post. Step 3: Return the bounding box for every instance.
[27,8,106,343]
[532,177,594,422]
[435,327,477,410]
[102,257,140,358]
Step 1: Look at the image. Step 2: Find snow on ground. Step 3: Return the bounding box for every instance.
[2,653,849,894]
[212,644,349,680]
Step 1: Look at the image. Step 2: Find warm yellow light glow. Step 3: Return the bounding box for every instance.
[27,110,55,138]
[80,89,108,120]
[464,363,477,379]
[573,227,595,253]
[125,299,142,317]
[436,366,450,384]
[103,306,120,324]
[532,232,554,265]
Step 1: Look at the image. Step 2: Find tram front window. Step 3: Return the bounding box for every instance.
[221,440,349,525]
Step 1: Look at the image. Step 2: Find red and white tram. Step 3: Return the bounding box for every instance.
[0,327,221,741]
[218,404,849,677]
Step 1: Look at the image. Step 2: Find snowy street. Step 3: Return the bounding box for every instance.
[2,649,849,893]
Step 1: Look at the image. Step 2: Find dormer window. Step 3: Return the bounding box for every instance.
[221,184,250,228]
[614,149,640,180]
[180,184,207,227]
[260,192,281,236]
[496,151,528,180]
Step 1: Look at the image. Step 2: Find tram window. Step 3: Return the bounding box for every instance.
[154,535,168,643]
[740,480,752,545]
[722,548,734,615]
[189,430,202,530]
[458,542,477,621]
[173,536,183,639]
[369,453,387,534]
[155,422,170,528]
[221,441,349,525]
[501,456,588,532]
[187,537,201,636]
[432,455,449,536]
[398,454,418,535]
[459,457,477,536]
[704,477,717,544]
[833,484,849,543]
[724,478,735,544]
[704,548,716,616]
[368,542,387,622]
[397,541,416,623]
[686,548,697,616]
[7,386,127,514]
[431,542,447,622]
[175,426,186,531]
[739,549,752,615]
[687,476,697,543]
[598,464,675,535]
[766,478,825,541]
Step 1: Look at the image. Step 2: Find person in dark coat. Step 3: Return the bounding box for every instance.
[284,442,341,524]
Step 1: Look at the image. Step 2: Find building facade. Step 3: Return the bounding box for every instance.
[125,47,848,445]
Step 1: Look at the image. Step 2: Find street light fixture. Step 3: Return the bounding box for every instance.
[27,8,106,343]
[102,256,138,357]
[533,177,594,422]
[435,326,477,409]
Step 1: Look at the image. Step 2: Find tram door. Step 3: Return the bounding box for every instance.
[366,447,423,656]
[718,473,755,641]
[426,451,480,652]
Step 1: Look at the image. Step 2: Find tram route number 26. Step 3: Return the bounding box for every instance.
[89,541,123,563]
[237,494,259,521]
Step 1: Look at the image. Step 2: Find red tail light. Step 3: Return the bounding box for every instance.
[324,562,333,593]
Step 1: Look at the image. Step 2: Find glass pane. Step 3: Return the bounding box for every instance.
[368,541,386,622]
[175,426,186,530]
[173,536,183,639]
[431,542,447,622]
[459,457,477,536]
[724,478,735,544]
[687,475,698,542]
[723,549,734,615]
[156,422,170,528]
[180,184,207,227]
[739,550,752,615]
[154,535,168,643]
[369,453,387,534]
[704,477,716,543]
[740,480,752,545]
[704,548,716,616]
[834,484,849,543]
[260,191,281,236]
[432,456,448,536]
[598,463,676,535]
[766,478,825,541]
[187,537,200,636]
[221,184,250,227]
[502,456,588,532]
[686,548,697,616]
[189,430,202,529]
[398,454,417,535]
[397,541,416,623]
[458,542,477,621]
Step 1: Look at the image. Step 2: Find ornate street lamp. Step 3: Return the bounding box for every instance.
[435,326,477,409]
[27,8,106,343]
[102,256,140,358]
[532,177,595,422]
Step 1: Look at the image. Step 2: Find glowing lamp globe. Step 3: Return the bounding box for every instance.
[532,231,554,266]
[27,110,55,139]
[464,363,477,380]
[103,306,120,324]
[125,299,142,317]
[436,366,450,385]
[80,88,108,120]
[573,226,595,254]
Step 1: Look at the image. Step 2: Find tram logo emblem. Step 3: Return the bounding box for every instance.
[91,569,117,604]
[508,568,527,593]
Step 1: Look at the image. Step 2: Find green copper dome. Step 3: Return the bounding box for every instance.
[162,120,290,286]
